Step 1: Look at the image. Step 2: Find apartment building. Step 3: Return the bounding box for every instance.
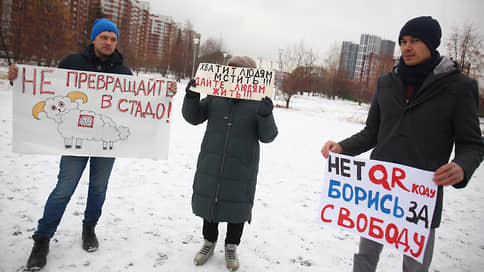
[340,41,359,79]
[340,34,395,81]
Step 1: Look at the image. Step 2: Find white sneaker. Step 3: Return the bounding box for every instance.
[194,239,216,265]
[224,244,239,271]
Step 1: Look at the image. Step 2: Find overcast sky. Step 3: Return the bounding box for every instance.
[148,0,484,64]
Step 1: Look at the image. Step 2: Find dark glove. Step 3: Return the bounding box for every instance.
[185,79,199,98]
[258,97,273,117]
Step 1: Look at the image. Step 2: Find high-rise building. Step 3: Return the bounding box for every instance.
[100,0,200,67]
[148,14,172,59]
[380,39,396,58]
[340,33,396,82]
[100,0,150,61]
[67,0,90,46]
[340,41,359,79]
[354,34,381,81]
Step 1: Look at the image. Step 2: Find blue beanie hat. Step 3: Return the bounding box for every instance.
[398,16,441,52]
[91,18,119,41]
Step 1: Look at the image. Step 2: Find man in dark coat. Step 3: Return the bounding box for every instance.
[9,18,132,271]
[321,16,483,272]
[182,56,278,271]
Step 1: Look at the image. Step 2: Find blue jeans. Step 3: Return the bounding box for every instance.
[35,155,115,238]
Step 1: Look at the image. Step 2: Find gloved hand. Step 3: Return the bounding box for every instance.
[185,79,199,98]
[258,97,273,117]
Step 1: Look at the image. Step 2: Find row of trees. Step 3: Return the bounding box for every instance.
[277,42,392,108]
[121,22,227,78]
[1,0,93,66]
[446,24,484,115]
[447,24,483,80]
[277,23,483,110]
[0,0,229,78]
[1,3,482,111]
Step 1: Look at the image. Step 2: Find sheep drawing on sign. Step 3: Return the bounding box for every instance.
[32,91,130,150]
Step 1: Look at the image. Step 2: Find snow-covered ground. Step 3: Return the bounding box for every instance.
[0,65,483,272]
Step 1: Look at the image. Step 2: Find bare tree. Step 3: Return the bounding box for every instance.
[197,37,227,65]
[360,53,394,102]
[6,0,74,65]
[446,23,483,80]
[279,41,318,108]
[323,43,343,99]
[182,20,198,77]
[199,37,223,57]
[169,29,186,79]
[38,0,74,66]
[282,66,313,108]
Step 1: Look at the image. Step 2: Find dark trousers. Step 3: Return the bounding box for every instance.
[353,228,435,272]
[203,220,244,245]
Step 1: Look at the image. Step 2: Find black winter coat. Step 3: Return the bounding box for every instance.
[339,57,484,228]
[58,44,132,75]
[182,95,278,223]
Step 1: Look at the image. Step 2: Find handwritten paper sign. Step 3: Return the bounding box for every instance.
[319,153,437,263]
[12,65,176,160]
[192,63,274,101]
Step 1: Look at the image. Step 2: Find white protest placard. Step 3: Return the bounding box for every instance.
[319,152,437,263]
[192,63,274,101]
[12,65,176,160]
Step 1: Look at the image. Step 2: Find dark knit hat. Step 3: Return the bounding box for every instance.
[91,18,119,41]
[398,16,441,51]
[227,56,257,68]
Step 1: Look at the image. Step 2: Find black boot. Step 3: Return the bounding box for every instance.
[82,222,99,252]
[26,234,50,270]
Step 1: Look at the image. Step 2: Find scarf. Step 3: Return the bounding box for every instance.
[397,51,441,93]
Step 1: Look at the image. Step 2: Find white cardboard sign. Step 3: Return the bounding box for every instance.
[192,63,274,100]
[320,152,437,263]
[12,65,176,160]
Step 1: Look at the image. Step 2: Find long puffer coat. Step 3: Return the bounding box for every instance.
[182,95,278,223]
[339,57,484,228]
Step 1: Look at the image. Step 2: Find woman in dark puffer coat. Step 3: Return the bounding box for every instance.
[182,56,278,271]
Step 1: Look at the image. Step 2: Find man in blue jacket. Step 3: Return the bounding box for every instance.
[321,16,483,271]
[9,18,132,271]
